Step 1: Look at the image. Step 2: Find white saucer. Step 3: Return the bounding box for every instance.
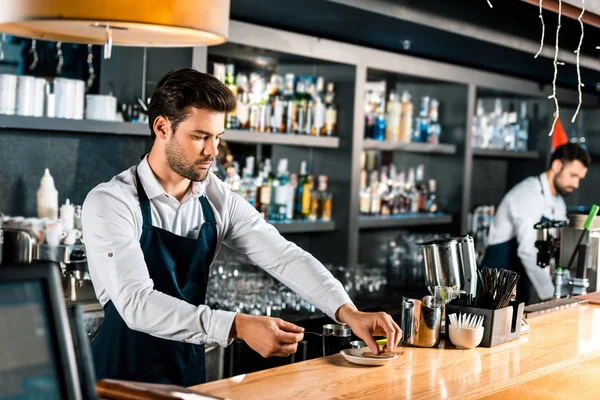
[340,347,398,366]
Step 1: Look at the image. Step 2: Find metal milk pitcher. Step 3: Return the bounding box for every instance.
[401,295,442,348]
[421,235,478,297]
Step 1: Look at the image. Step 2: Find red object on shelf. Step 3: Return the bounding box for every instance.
[551,117,569,151]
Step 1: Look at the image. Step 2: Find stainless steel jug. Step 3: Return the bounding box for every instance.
[401,296,442,348]
[421,235,478,297]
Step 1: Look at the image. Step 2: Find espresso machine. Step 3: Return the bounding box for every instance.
[534,207,600,298]
[2,227,92,302]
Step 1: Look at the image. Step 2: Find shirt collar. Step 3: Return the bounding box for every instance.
[539,172,557,200]
[137,156,206,200]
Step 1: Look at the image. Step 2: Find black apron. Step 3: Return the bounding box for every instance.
[91,171,217,386]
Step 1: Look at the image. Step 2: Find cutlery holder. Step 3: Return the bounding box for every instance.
[445,300,524,347]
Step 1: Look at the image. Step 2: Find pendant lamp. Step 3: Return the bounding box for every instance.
[0,0,230,58]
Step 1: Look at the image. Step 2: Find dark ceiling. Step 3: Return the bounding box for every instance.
[229,0,600,92]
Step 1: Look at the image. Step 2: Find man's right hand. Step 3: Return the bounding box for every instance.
[230,314,305,358]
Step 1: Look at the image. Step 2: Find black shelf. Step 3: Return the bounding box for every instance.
[472,148,540,160]
[269,220,336,234]
[363,139,456,154]
[0,115,341,148]
[358,213,453,229]
[0,114,149,136]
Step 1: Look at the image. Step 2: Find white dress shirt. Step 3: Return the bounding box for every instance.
[82,156,353,347]
[487,172,567,300]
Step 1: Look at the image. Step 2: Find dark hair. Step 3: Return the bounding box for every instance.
[147,68,236,140]
[549,143,591,169]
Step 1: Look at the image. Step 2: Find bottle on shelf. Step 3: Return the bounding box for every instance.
[399,91,413,143]
[516,101,529,151]
[369,171,381,216]
[426,180,438,213]
[296,161,313,220]
[312,77,325,136]
[225,64,238,129]
[324,82,337,137]
[304,80,314,135]
[256,159,274,219]
[310,175,332,222]
[240,157,257,208]
[415,96,430,143]
[270,159,293,221]
[295,80,308,135]
[283,73,297,134]
[427,98,441,144]
[359,169,371,216]
[385,91,401,142]
[237,92,251,130]
[416,164,428,212]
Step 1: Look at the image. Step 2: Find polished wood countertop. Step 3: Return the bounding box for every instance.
[191,304,600,399]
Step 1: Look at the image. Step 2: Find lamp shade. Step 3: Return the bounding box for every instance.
[0,0,230,47]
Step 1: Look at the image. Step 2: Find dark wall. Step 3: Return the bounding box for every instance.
[0,130,151,216]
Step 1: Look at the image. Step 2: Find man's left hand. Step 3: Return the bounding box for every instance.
[336,304,401,354]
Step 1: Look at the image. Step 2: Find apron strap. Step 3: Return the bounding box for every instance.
[199,196,216,225]
[135,170,153,228]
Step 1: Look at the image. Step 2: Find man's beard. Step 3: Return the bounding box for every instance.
[553,175,574,198]
[165,136,212,182]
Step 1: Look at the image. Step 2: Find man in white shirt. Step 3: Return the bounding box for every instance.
[82,68,400,386]
[481,143,590,303]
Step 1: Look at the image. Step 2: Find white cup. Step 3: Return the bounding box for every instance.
[23,218,45,243]
[45,220,66,246]
[62,229,82,245]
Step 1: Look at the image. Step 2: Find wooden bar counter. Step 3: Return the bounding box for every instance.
[190,305,600,399]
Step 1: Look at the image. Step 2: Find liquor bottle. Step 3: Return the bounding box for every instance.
[240,156,257,208]
[304,81,314,135]
[311,175,332,221]
[259,83,271,133]
[427,99,441,144]
[296,161,312,219]
[213,63,226,82]
[416,164,428,212]
[312,77,325,136]
[385,91,401,142]
[415,96,430,143]
[249,74,263,131]
[399,91,413,143]
[379,166,392,216]
[268,75,283,133]
[472,99,486,148]
[369,171,381,216]
[283,73,297,134]
[324,82,337,137]
[372,109,386,141]
[237,92,251,130]
[359,170,371,216]
[407,168,419,213]
[517,101,529,151]
[393,171,408,215]
[270,159,293,221]
[295,80,307,134]
[426,179,438,213]
[288,173,298,220]
[257,159,274,219]
[225,64,238,129]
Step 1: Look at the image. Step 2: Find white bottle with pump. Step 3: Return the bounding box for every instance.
[37,168,59,219]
